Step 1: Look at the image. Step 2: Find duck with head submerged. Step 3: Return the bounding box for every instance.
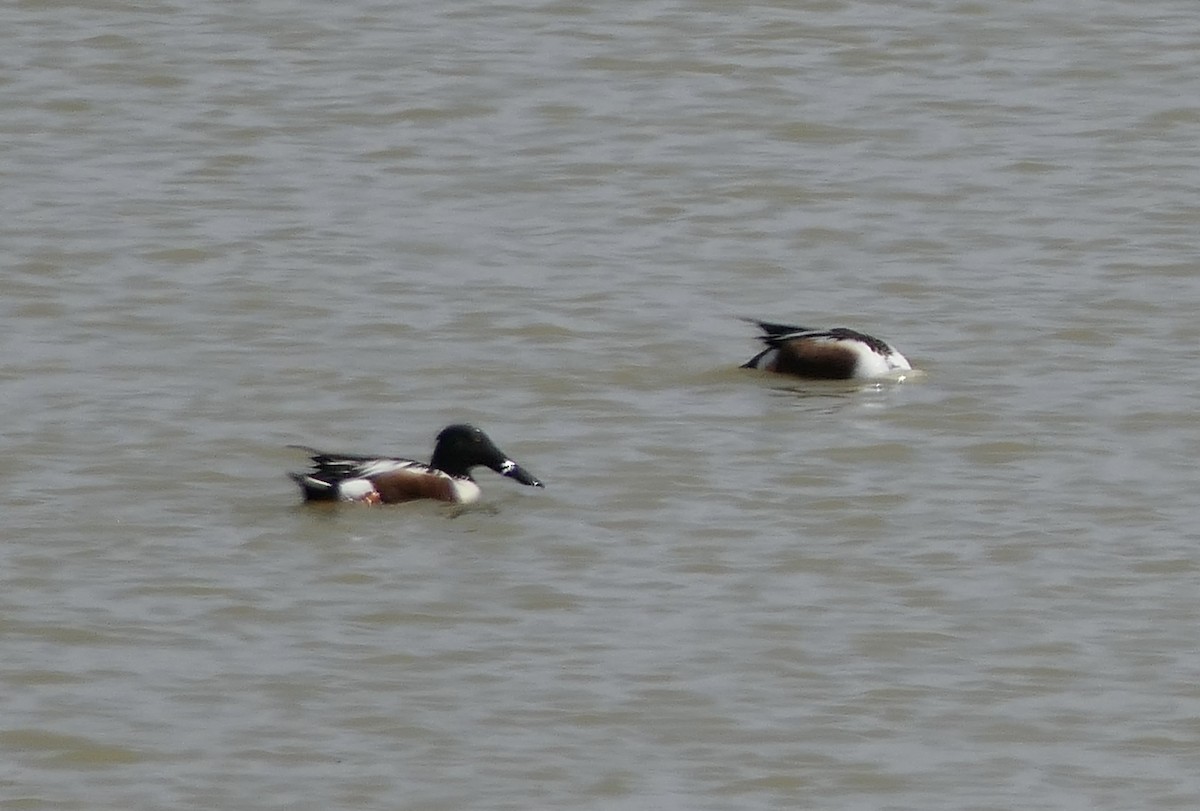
[741,319,912,380]
[288,424,543,505]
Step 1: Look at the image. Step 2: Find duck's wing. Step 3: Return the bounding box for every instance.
[287,445,423,479]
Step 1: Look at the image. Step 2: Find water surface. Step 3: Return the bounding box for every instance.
[4,1,1200,809]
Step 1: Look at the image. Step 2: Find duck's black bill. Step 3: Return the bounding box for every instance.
[495,459,543,488]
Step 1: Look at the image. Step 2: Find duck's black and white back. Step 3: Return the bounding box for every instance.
[741,320,911,380]
[288,451,482,504]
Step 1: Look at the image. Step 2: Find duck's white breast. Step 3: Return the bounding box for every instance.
[847,341,911,377]
[450,478,482,504]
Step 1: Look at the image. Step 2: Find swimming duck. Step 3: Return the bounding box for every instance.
[288,424,543,505]
[741,320,912,380]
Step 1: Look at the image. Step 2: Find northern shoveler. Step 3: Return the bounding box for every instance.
[288,424,543,505]
[741,320,912,380]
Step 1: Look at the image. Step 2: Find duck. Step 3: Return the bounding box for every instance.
[741,319,912,380]
[288,424,543,505]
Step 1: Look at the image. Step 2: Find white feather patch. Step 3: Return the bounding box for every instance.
[450,479,482,504]
[749,348,778,370]
[338,479,378,502]
[840,340,911,378]
[355,459,421,477]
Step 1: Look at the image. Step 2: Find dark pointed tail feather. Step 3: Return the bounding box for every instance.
[742,318,811,338]
[741,347,774,369]
[288,471,338,501]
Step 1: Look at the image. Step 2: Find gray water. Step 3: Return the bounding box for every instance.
[5,1,1200,809]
